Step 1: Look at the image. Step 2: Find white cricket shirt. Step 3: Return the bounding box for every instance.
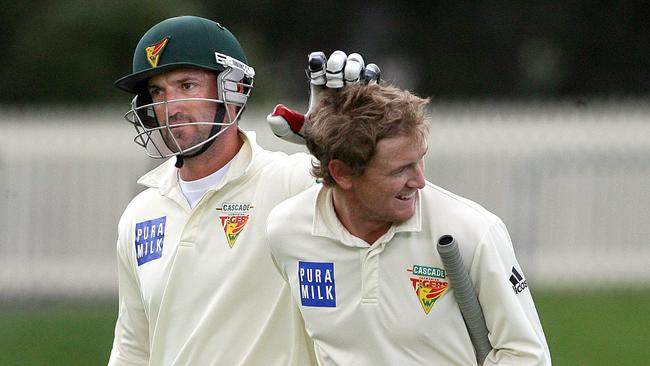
[109,130,318,366]
[267,182,552,365]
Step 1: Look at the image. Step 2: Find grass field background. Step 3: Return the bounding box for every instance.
[1,288,648,365]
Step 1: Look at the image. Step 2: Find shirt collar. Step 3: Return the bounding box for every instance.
[312,186,422,248]
[137,128,258,196]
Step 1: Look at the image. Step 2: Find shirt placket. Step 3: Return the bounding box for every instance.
[360,242,386,304]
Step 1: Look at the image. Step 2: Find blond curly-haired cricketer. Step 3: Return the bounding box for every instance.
[266,82,551,365]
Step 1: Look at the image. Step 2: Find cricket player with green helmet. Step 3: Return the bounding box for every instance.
[115,15,255,167]
[108,15,378,365]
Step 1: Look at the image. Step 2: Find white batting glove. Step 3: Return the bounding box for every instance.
[267,51,380,145]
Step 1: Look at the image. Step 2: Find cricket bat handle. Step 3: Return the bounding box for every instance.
[437,234,493,365]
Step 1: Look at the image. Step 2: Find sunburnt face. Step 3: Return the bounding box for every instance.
[147,68,219,153]
[346,134,427,228]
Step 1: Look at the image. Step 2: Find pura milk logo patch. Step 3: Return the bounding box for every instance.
[298,261,336,307]
[135,216,166,266]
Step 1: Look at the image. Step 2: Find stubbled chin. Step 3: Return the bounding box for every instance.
[393,198,416,220]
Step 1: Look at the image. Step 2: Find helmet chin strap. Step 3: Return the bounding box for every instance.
[174,105,228,168]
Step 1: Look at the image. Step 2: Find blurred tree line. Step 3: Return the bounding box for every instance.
[0,0,648,106]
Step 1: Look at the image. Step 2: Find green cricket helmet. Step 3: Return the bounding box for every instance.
[116,16,255,161]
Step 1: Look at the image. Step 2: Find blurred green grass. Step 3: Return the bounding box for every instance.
[534,287,650,365]
[0,301,116,366]
[1,288,648,365]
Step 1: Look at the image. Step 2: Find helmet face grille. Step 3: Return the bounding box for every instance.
[124,94,249,159]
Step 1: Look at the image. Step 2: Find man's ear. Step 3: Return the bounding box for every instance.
[329,159,354,190]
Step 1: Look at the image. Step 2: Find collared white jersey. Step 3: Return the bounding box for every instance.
[109,130,318,366]
[267,182,551,366]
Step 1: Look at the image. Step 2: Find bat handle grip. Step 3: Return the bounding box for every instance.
[437,235,492,365]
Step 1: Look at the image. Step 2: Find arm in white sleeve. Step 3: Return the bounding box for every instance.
[472,221,552,366]
[266,212,319,364]
[108,218,150,366]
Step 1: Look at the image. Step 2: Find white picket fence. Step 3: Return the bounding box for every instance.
[1,101,648,300]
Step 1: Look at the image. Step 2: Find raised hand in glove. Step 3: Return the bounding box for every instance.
[266,51,380,145]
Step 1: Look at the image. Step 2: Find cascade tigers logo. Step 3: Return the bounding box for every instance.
[145,37,169,68]
[216,202,254,248]
[407,264,449,314]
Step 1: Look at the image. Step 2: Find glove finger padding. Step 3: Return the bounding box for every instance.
[325,50,347,88]
[308,51,378,115]
[344,53,365,83]
[319,51,379,87]
[361,63,381,84]
[308,51,327,86]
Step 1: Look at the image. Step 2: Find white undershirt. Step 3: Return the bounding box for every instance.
[178,160,232,209]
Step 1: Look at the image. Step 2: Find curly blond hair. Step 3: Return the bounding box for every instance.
[306,82,430,186]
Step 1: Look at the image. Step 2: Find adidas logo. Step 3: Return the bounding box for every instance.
[509,267,528,294]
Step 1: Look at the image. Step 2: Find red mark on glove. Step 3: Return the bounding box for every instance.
[271,104,305,133]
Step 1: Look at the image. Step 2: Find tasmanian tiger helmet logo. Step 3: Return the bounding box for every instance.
[145,37,169,68]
